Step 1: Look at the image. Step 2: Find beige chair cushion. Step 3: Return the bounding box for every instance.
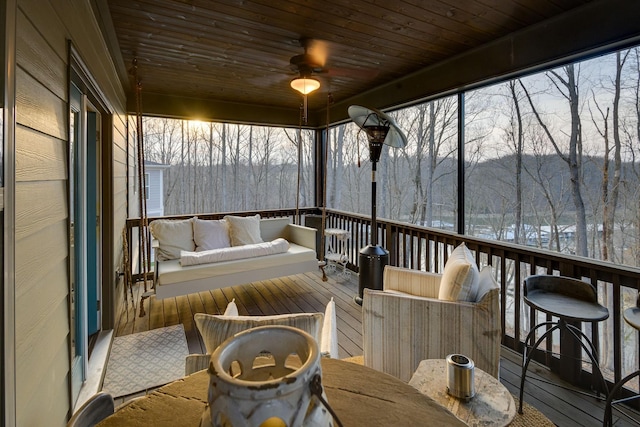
[224,214,264,246]
[149,217,195,260]
[194,311,323,354]
[438,242,479,302]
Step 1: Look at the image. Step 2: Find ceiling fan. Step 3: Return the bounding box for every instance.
[288,38,327,95]
[288,38,379,95]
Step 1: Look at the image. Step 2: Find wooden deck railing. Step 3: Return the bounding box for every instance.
[126,207,640,404]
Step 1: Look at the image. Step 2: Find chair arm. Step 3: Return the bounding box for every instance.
[285,223,316,251]
[185,354,211,376]
[321,298,339,358]
[383,266,441,298]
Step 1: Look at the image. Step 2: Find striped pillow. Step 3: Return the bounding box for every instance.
[438,242,480,302]
[194,312,323,354]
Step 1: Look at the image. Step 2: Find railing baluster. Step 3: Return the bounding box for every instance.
[126,207,640,399]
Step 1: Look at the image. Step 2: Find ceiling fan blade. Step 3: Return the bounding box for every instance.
[306,39,328,68]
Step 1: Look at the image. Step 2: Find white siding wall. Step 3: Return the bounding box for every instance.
[15,0,128,425]
[146,168,164,217]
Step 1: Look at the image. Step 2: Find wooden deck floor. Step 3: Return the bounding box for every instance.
[114,270,640,426]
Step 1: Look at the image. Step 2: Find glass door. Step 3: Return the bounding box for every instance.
[69,80,103,404]
[69,83,85,403]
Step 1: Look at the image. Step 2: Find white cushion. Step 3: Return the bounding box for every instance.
[180,238,290,266]
[438,242,479,302]
[224,214,264,246]
[194,311,323,354]
[193,218,230,251]
[149,217,195,261]
[476,265,499,302]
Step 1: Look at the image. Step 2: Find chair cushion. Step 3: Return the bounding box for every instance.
[193,218,230,251]
[194,311,323,354]
[224,214,264,246]
[149,217,196,261]
[438,242,479,302]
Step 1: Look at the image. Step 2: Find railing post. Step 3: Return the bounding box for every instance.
[386,223,397,266]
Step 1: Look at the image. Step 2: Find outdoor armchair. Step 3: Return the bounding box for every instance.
[363,262,501,382]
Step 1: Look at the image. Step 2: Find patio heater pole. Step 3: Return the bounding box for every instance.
[348,106,407,306]
[354,136,388,305]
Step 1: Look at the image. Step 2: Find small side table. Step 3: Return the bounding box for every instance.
[324,228,350,277]
[409,359,516,427]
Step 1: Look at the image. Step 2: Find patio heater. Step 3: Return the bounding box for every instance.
[348,105,407,305]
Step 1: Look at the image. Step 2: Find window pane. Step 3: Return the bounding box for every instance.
[465,49,640,268]
[141,118,314,214]
[327,98,458,230]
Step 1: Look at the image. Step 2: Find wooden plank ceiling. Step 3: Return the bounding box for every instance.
[105,0,593,123]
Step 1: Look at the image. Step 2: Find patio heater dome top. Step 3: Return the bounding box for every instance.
[348,105,408,150]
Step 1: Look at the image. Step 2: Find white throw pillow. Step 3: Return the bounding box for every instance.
[149,217,195,261]
[223,298,239,316]
[438,242,479,302]
[193,218,231,251]
[476,265,499,302]
[224,214,263,246]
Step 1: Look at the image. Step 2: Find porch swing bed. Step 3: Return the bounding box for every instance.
[151,216,318,299]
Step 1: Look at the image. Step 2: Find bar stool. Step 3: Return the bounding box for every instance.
[518,275,610,414]
[603,301,640,426]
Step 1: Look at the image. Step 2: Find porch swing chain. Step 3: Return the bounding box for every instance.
[319,93,333,282]
[295,103,303,225]
[132,58,151,317]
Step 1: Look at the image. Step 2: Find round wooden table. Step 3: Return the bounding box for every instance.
[409,359,516,427]
[97,358,465,427]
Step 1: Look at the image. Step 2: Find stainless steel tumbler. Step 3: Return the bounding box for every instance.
[446,354,475,401]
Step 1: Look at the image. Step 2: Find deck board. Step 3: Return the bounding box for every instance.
[113,270,640,426]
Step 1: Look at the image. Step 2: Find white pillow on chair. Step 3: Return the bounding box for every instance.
[438,242,480,302]
[223,298,239,316]
[476,265,499,302]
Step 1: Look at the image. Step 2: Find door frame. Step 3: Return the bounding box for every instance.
[68,43,115,406]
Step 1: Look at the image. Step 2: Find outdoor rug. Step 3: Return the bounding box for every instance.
[102,325,189,398]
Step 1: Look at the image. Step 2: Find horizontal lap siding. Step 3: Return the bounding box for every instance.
[15,2,70,424]
[15,0,128,425]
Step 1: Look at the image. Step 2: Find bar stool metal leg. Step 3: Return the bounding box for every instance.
[519,275,610,416]
[603,305,640,426]
[603,370,640,427]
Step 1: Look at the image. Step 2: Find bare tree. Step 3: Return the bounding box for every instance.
[520,65,589,256]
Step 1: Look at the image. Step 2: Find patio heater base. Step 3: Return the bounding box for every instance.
[355,244,389,305]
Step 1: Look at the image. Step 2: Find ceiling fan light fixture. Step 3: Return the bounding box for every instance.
[290,76,320,95]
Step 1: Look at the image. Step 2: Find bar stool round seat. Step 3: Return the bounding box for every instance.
[524,277,609,323]
[518,275,609,415]
[603,306,640,426]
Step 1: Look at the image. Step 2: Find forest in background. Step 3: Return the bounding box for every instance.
[141,47,640,269]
